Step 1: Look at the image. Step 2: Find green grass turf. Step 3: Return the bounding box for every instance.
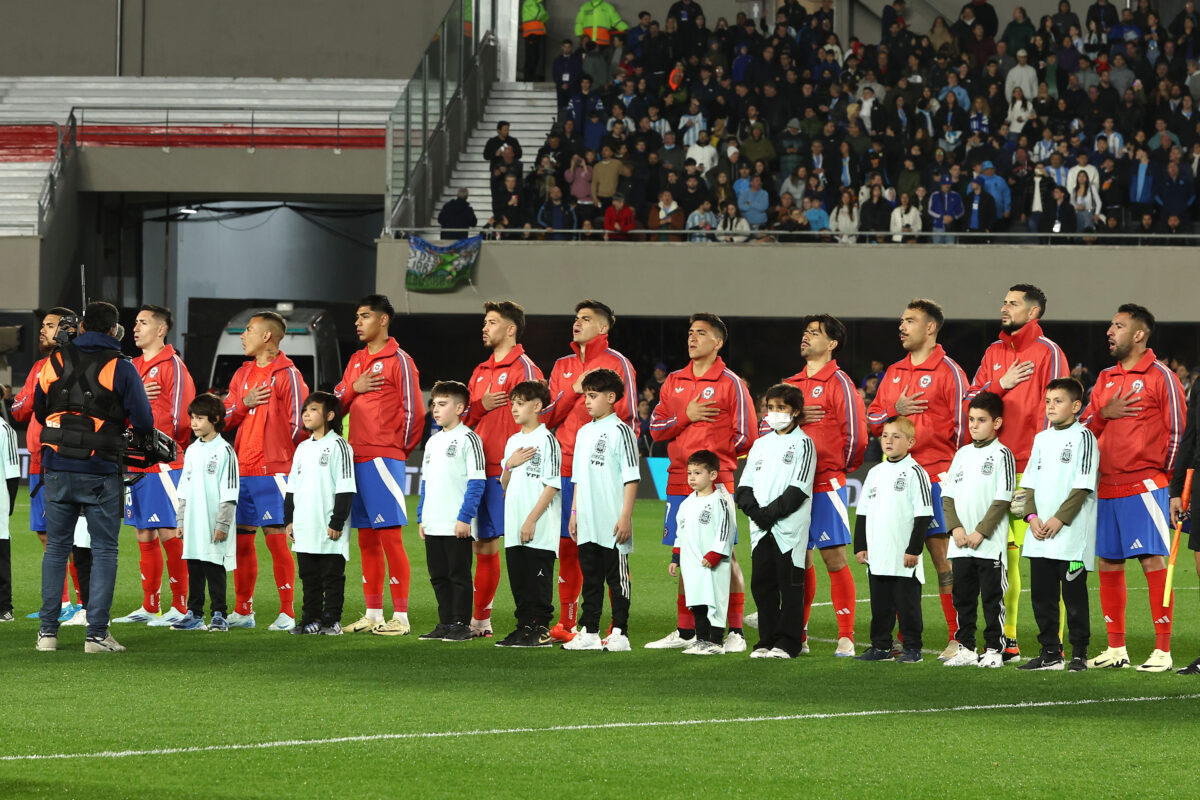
[2,488,1199,798]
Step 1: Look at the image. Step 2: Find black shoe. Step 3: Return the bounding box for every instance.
[525,625,555,647]
[418,623,451,640]
[1068,656,1088,672]
[1002,639,1021,662]
[289,621,321,636]
[0,610,14,622]
[896,649,923,663]
[441,622,473,642]
[856,646,895,662]
[1176,656,1200,675]
[1017,651,1065,671]
[495,627,528,648]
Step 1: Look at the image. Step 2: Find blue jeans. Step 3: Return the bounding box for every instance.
[932,232,956,244]
[41,471,123,638]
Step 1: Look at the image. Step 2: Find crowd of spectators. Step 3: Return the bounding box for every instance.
[439,0,1200,244]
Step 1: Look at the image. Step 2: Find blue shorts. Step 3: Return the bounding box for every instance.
[236,474,288,529]
[809,485,852,549]
[350,458,408,528]
[559,476,576,539]
[124,468,181,528]
[662,493,686,546]
[927,481,948,537]
[475,476,505,541]
[29,474,47,532]
[1097,489,1171,560]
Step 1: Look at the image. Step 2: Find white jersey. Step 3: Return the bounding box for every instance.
[178,435,240,568]
[676,487,736,612]
[739,426,816,563]
[858,455,932,583]
[0,418,18,540]
[288,431,356,560]
[503,424,562,552]
[1020,422,1099,567]
[420,424,486,537]
[572,413,640,554]
[943,439,1016,561]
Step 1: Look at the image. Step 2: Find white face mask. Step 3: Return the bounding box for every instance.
[765,411,794,432]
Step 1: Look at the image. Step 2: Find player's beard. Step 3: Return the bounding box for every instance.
[1110,340,1131,361]
[999,319,1025,334]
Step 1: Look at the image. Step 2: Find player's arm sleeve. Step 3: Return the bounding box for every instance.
[333,361,358,409]
[649,379,688,442]
[115,360,155,433]
[943,496,963,532]
[333,438,357,495]
[866,379,896,436]
[10,366,40,422]
[283,493,295,527]
[542,435,562,488]
[1051,488,1092,525]
[284,368,308,445]
[965,352,1004,400]
[709,499,735,559]
[618,423,641,484]
[218,448,240,503]
[215,501,236,534]
[6,477,15,515]
[223,367,248,429]
[174,363,197,444]
[539,364,576,428]
[1080,392,1108,436]
[853,514,867,552]
[760,486,810,525]
[417,480,426,523]
[1171,397,1199,497]
[907,516,931,556]
[329,493,353,531]
[976,500,1011,538]
[948,363,969,448]
[458,432,488,522]
[1072,430,1099,492]
[617,360,638,430]
[401,357,425,456]
[464,367,486,425]
[1162,368,1187,475]
[841,375,868,472]
[732,377,756,456]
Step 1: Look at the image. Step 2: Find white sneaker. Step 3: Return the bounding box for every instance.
[743,611,759,629]
[1136,649,1173,673]
[723,631,747,653]
[682,640,723,655]
[766,647,793,659]
[60,607,87,627]
[944,643,979,667]
[146,607,186,628]
[977,648,1004,668]
[644,630,694,649]
[84,634,126,654]
[938,640,961,661]
[750,647,772,659]
[834,636,856,657]
[1088,645,1131,669]
[562,627,602,650]
[226,611,256,629]
[267,613,296,632]
[602,628,631,652]
[112,607,156,624]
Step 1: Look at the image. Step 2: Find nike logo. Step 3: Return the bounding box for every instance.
[1066,568,1084,582]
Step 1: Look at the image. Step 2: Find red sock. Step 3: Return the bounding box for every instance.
[139,540,163,613]
[358,528,385,609]
[677,591,695,631]
[557,537,582,628]
[940,591,958,641]
[161,536,188,613]
[68,560,81,605]
[803,564,817,636]
[61,574,70,605]
[1098,569,1127,648]
[472,551,500,619]
[264,532,295,618]
[829,565,856,639]
[1146,567,1173,652]
[379,526,410,613]
[234,533,258,616]
[729,591,745,629]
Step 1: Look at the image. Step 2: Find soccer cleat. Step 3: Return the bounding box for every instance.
[60,607,87,627]
[0,611,14,622]
[319,622,343,636]
[944,644,979,667]
[345,615,381,633]
[1017,651,1066,671]
[36,631,58,652]
[977,648,1004,668]
[418,623,451,640]
[1136,649,1173,673]
[743,611,759,629]
[112,607,156,624]
[370,618,411,637]
[289,621,321,635]
[682,640,723,655]
[938,640,961,662]
[469,617,493,638]
[855,646,895,662]
[562,627,602,651]
[723,631,747,654]
[835,637,856,657]
[495,627,528,648]
[171,611,208,631]
[147,607,186,628]
[897,649,923,663]
[84,634,126,654]
[26,611,41,619]
[549,623,577,643]
[1175,656,1200,675]
[57,603,81,623]
[267,613,296,632]
[225,611,256,629]
[602,628,631,652]
[1002,640,1021,662]
[441,622,473,642]
[749,647,772,659]
[1087,646,1131,669]
[209,612,229,632]
[644,630,694,649]
[1068,656,1088,672]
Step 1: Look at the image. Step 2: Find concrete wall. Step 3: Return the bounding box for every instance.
[0,238,41,311]
[0,0,454,79]
[377,239,1200,323]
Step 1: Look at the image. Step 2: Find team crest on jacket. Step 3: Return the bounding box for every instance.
[590,434,608,466]
[446,441,458,457]
[981,458,994,476]
[1131,379,1144,393]
[702,387,715,399]
[811,386,823,398]
[498,373,508,385]
[149,366,160,378]
[698,506,712,525]
[206,455,218,475]
[320,450,330,467]
[783,446,796,465]
[919,375,932,388]
[893,473,908,492]
[372,362,383,374]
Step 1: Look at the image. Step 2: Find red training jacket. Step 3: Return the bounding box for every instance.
[466,344,544,476]
[335,337,425,463]
[775,360,867,492]
[604,204,636,240]
[11,357,47,473]
[130,345,195,472]
[222,352,309,475]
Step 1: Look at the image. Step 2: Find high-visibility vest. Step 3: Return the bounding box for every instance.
[521,0,547,37]
[575,1,627,47]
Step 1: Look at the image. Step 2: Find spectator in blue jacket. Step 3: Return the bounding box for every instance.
[929,175,965,243]
[567,76,605,128]
[980,160,1012,221]
[536,186,577,240]
[552,40,583,113]
[1155,160,1196,220]
[737,174,770,228]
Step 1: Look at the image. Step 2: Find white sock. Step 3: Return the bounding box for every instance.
[392,611,408,624]
[366,608,384,623]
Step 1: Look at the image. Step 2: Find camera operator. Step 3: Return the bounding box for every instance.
[33,301,153,653]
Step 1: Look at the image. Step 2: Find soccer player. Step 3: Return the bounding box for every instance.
[563,369,639,652]
[222,311,309,631]
[540,300,636,643]
[648,313,756,652]
[0,413,19,621]
[496,381,561,648]
[333,295,424,636]
[112,305,196,628]
[854,417,933,664]
[776,314,866,656]
[867,299,969,659]
[171,394,239,632]
[1018,378,1098,672]
[285,392,356,637]
[1081,304,1185,672]
[941,392,1016,668]
[965,284,1068,661]
[675,450,737,656]
[418,381,486,642]
[737,383,816,659]
[465,300,544,637]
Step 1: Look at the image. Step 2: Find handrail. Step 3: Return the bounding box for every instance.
[37,111,76,233]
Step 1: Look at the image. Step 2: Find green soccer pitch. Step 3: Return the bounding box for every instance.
[1,488,1198,798]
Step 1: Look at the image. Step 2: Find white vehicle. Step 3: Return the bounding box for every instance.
[209,304,341,393]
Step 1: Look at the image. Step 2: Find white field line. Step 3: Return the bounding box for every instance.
[4,694,1197,762]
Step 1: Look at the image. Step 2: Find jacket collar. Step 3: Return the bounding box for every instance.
[570,333,609,364]
[360,337,399,362]
[490,343,528,368]
[74,331,122,351]
[686,355,727,382]
[998,320,1043,351]
[140,344,177,366]
[904,344,946,371]
[784,358,840,384]
[1115,347,1157,375]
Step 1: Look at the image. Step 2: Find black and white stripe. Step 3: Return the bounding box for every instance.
[617,553,630,600]
[717,499,733,545]
[543,431,562,479]
[334,436,353,480]
[912,465,932,506]
[999,446,1016,493]
[465,430,486,472]
[793,438,815,485]
[617,421,638,469]
[1078,428,1096,476]
[223,442,240,490]
[2,422,17,468]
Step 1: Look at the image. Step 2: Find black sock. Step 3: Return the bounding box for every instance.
[677,628,695,639]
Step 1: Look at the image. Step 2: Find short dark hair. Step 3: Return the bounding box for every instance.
[581,368,625,400]
[188,393,226,432]
[764,382,804,411]
[82,301,119,336]
[45,306,75,319]
[801,313,847,354]
[431,380,470,407]
[968,390,1004,420]
[1117,303,1155,338]
[576,299,615,330]
[689,312,728,343]
[497,120,510,130]
[1045,377,1084,404]
[358,294,395,322]
[1009,283,1047,317]
[510,380,552,407]
[686,449,720,472]
[907,298,945,332]
[252,310,286,342]
[303,390,342,435]
[483,300,526,340]
[138,304,174,333]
